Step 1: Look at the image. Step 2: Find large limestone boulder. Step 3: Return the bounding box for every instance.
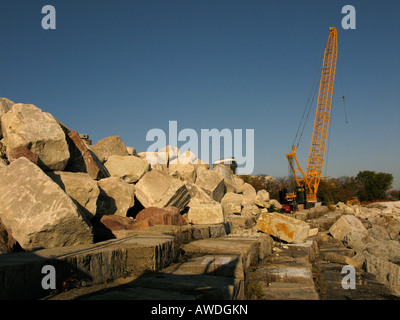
[0,158,93,250]
[329,215,367,242]
[135,169,191,211]
[47,171,100,221]
[242,183,257,206]
[90,135,129,163]
[233,175,245,193]
[221,192,243,215]
[256,212,310,244]
[212,164,236,193]
[188,203,225,225]
[104,155,150,183]
[159,145,179,163]
[185,182,216,207]
[0,98,14,139]
[168,162,197,183]
[195,169,225,202]
[1,104,70,170]
[97,177,135,217]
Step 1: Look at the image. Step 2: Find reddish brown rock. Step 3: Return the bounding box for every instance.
[8,145,39,165]
[66,130,110,180]
[135,206,187,226]
[92,215,152,241]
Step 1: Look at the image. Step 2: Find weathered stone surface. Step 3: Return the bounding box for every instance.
[47,171,100,221]
[159,145,179,163]
[188,203,225,225]
[241,204,261,216]
[221,192,243,215]
[65,130,110,180]
[137,151,169,166]
[0,217,18,254]
[212,164,236,193]
[242,183,257,206]
[0,98,14,139]
[256,212,310,244]
[1,104,70,170]
[175,150,197,165]
[104,155,150,183]
[255,189,270,206]
[135,169,191,211]
[362,252,400,296]
[168,162,197,183]
[195,169,225,202]
[126,146,137,156]
[221,192,244,207]
[185,182,216,207]
[135,207,187,226]
[0,158,93,250]
[90,135,129,163]
[233,176,245,193]
[192,159,210,172]
[0,158,6,168]
[329,215,367,242]
[97,177,135,217]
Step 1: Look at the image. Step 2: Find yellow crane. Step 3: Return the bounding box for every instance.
[285,27,338,205]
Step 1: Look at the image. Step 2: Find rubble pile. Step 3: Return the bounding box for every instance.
[0,98,284,253]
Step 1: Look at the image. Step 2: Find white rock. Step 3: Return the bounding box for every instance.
[1,104,70,170]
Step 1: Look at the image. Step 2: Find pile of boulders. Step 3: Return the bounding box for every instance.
[0,98,284,253]
[328,201,400,295]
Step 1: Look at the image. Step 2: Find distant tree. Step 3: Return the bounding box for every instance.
[335,176,358,202]
[317,179,338,204]
[356,171,393,201]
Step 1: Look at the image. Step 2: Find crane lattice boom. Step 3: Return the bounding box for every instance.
[286,27,338,203]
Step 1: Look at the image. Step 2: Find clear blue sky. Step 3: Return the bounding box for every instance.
[1,0,399,188]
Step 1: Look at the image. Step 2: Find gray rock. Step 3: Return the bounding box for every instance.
[0,158,93,250]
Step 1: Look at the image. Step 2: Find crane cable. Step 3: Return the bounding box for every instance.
[338,61,348,124]
[292,65,321,150]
